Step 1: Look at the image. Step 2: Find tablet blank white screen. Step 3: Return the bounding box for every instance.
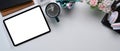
[4,7,50,45]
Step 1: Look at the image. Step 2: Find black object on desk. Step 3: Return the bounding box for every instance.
[101,0,120,33]
[45,3,61,22]
[0,0,32,10]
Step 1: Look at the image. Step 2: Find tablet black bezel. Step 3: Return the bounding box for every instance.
[3,5,51,46]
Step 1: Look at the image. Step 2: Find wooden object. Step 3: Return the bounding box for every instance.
[1,1,34,16]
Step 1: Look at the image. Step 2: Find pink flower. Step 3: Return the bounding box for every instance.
[89,0,98,6]
[66,2,73,9]
[103,7,111,13]
[98,3,111,13]
[98,3,106,11]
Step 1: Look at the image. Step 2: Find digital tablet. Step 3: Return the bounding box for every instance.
[3,6,51,46]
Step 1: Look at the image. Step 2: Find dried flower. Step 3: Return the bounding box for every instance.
[87,0,114,13]
[89,0,98,6]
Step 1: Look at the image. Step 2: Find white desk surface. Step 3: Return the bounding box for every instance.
[0,0,120,51]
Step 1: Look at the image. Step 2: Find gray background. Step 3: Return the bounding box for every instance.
[0,0,120,51]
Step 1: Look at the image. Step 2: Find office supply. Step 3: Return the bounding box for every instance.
[102,0,120,33]
[3,6,51,46]
[1,0,34,16]
[0,0,32,10]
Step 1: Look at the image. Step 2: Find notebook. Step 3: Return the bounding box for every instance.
[3,6,51,46]
[0,0,32,10]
